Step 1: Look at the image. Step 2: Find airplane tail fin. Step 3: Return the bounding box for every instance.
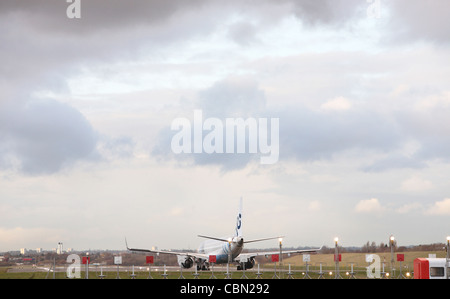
[235,197,243,237]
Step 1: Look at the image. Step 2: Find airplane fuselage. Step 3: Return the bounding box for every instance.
[198,236,244,264]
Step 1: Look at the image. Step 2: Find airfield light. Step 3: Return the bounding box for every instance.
[278,237,283,279]
[334,237,341,279]
[389,235,395,276]
[446,236,450,254]
[447,237,450,279]
[85,252,90,280]
[406,272,410,278]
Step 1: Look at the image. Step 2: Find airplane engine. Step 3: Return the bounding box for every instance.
[178,256,194,269]
[237,257,255,270]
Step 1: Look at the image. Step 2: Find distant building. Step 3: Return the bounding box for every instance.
[8,251,20,256]
[20,248,27,255]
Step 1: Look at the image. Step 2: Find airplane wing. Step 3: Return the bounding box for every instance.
[125,239,209,260]
[245,246,323,259]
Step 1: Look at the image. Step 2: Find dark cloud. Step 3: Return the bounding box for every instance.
[0,0,215,82]
[385,0,450,44]
[396,104,450,162]
[153,70,450,173]
[152,77,268,170]
[362,154,427,172]
[227,22,260,46]
[152,77,405,170]
[0,99,99,175]
[278,106,402,162]
[1,0,447,50]
[1,0,449,176]
[98,135,135,160]
[0,0,207,34]
[285,0,365,26]
[198,77,266,119]
[275,0,450,45]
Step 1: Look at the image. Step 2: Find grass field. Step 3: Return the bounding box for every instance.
[284,250,446,267]
[281,250,447,278]
[0,251,445,279]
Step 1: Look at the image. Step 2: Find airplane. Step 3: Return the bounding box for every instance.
[126,198,322,270]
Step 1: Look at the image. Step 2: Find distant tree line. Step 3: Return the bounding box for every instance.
[318,242,447,254]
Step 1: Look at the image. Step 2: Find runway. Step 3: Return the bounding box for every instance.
[7,264,256,274]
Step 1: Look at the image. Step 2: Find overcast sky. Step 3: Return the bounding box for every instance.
[1,0,450,252]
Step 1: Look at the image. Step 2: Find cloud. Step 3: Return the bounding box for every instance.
[395,96,450,163]
[150,42,450,174]
[355,198,385,213]
[97,135,136,160]
[152,72,405,171]
[400,176,433,192]
[279,105,401,162]
[227,21,260,46]
[362,154,427,172]
[426,198,450,215]
[0,0,208,35]
[308,200,321,212]
[0,99,99,175]
[152,77,270,171]
[321,96,352,111]
[385,0,450,44]
[0,0,223,100]
[0,227,66,248]
[396,202,423,214]
[0,0,449,251]
[198,77,267,119]
[285,0,365,27]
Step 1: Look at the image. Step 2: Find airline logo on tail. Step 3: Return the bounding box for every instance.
[236,213,242,236]
[236,198,243,237]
